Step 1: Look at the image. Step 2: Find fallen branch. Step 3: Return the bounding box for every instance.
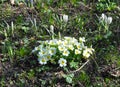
[69,60,90,73]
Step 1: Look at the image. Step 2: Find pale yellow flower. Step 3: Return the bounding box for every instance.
[49,47,56,55]
[63,49,70,56]
[63,40,68,46]
[46,54,51,60]
[71,38,78,45]
[79,37,85,42]
[57,40,63,45]
[58,58,67,67]
[83,50,90,58]
[38,57,47,65]
[68,45,74,51]
[48,39,57,45]
[58,45,65,52]
[38,49,47,57]
[75,49,81,55]
[76,43,81,49]
[83,47,94,58]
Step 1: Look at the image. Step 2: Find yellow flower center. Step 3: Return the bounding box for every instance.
[77,45,80,49]
[51,50,54,53]
[41,51,45,54]
[61,61,65,64]
[47,56,51,59]
[42,59,45,62]
[64,51,67,54]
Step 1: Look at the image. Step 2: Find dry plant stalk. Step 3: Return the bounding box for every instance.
[69,60,90,73]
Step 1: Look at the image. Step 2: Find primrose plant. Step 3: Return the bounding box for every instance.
[32,37,94,68]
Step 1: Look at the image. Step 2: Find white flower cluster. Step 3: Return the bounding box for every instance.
[100,13,112,24]
[32,37,94,67]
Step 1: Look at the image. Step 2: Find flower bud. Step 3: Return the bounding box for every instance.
[63,14,68,23]
[107,17,112,24]
[50,25,54,34]
[101,13,107,21]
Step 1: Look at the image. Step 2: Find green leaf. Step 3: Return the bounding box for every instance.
[66,76,73,83]
[70,61,78,69]
[63,74,74,84]
[104,31,112,38]
[19,47,29,57]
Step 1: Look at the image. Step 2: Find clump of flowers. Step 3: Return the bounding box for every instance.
[100,13,112,24]
[99,13,112,33]
[32,37,94,67]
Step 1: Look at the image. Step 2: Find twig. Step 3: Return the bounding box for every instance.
[77,81,85,87]
[69,60,90,73]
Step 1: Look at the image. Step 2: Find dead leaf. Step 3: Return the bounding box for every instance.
[109,70,120,77]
